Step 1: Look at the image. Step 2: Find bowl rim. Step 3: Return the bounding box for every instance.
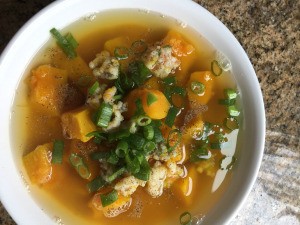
[0,0,265,224]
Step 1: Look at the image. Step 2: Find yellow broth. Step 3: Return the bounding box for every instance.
[11,9,238,225]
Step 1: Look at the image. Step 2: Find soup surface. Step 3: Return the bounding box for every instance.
[12,9,240,225]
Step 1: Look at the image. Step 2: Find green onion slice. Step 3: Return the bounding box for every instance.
[211,60,223,76]
[227,105,240,117]
[114,47,129,60]
[65,33,79,49]
[115,141,129,158]
[136,115,152,126]
[224,117,239,131]
[106,167,126,183]
[190,81,205,95]
[51,140,64,164]
[165,106,180,127]
[220,156,237,170]
[131,40,148,55]
[180,212,192,225]
[108,129,131,142]
[190,145,210,162]
[87,176,106,193]
[107,151,119,165]
[143,125,154,140]
[95,102,113,128]
[224,88,237,100]
[147,92,158,106]
[125,154,141,174]
[100,190,118,207]
[69,153,91,179]
[88,81,100,95]
[128,133,146,150]
[50,28,77,59]
[134,158,151,181]
[143,141,156,153]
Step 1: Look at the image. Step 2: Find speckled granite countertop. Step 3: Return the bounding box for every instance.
[0,0,299,224]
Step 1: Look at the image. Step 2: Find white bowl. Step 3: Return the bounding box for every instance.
[0,0,265,224]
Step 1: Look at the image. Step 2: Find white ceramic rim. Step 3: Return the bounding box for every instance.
[0,0,265,224]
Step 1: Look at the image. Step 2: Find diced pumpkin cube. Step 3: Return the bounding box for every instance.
[51,49,93,85]
[90,192,132,217]
[30,65,68,116]
[125,88,170,120]
[187,71,215,106]
[61,107,96,142]
[163,30,195,57]
[171,166,198,206]
[23,143,53,184]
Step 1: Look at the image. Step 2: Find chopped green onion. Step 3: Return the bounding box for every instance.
[131,40,148,55]
[50,28,77,59]
[143,125,154,140]
[65,33,79,49]
[227,105,240,117]
[200,122,213,140]
[180,211,192,225]
[115,141,129,158]
[69,153,91,179]
[218,99,236,106]
[224,117,239,130]
[147,92,158,106]
[165,106,180,127]
[87,176,106,193]
[95,102,113,127]
[128,134,146,150]
[190,81,205,95]
[134,98,145,116]
[136,115,152,126]
[106,167,126,183]
[143,141,156,153]
[113,94,122,101]
[107,129,131,142]
[225,88,237,100]
[114,47,129,60]
[100,190,118,207]
[86,131,106,144]
[90,151,110,161]
[88,81,100,95]
[167,129,181,152]
[163,76,176,85]
[134,158,150,181]
[211,60,223,76]
[152,122,164,143]
[107,151,119,165]
[190,145,210,162]
[129,61,152,87]
[51,140,64,164]
[125,154,140,174]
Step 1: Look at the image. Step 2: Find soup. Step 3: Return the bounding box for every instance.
[12,9,240,225]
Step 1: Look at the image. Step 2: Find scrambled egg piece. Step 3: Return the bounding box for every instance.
[146,162,167,198]
[89,50,119,80]
[114,176,146,197]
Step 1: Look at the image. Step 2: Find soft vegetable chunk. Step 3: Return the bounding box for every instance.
[61,107,96,142]
[187,71,215,106]
[30,65,68,116]
[23,143,53,184]
[171,166,198,206]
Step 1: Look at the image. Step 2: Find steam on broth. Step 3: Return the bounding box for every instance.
[11,9,240,225]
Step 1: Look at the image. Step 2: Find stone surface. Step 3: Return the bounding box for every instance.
[0,0,299,224]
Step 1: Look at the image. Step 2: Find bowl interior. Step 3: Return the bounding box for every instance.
[0,0,265,224]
